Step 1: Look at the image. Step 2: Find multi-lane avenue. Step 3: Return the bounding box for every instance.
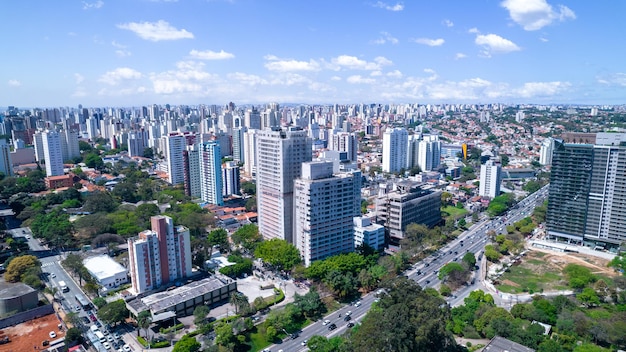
[269,185,549,352]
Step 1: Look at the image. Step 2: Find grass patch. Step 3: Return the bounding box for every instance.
[496,266,564,294]
[526,259,545,265]
[442,206,468,219]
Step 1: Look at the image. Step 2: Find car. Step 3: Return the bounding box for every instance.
[122,345,131,352]
[82,316,90,324]
[103,342,111,350]
[347,322,355,328]
[107,335,114,342]
[26,235,30,239]
[113,332,121,340]
[328,323,337,331]
[95,321,102,328]
[346,310,352,316]
[262,349,271,352]
[290,332,299,339]
[75,305,81,312]
[425,280,431,284]
[354,301,361,307]
[344,315,351,321]
[322,319,331,326]
[50,273,56,278]
[90,314,97,322]
[49,331,57,339]
[301,340,308,346]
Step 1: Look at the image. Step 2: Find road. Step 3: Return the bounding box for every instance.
[268,185,549,352]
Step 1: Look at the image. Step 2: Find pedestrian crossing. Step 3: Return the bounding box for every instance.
[41,262,56,268]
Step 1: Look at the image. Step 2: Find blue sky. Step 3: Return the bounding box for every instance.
[2,0,625,107]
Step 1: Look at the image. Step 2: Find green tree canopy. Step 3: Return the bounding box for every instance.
[4,255,40,282]
[255,238,301,271]
[172,335,200,352]
[231,224,262,252]
[98,299,129,326]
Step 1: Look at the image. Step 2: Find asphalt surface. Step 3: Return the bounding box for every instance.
[268,185,549,352]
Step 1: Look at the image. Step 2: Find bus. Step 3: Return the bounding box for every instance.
[75,295,91,310]
[58,281,69,293]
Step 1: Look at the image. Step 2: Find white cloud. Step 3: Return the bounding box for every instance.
[117,20,194,41]
[539,37,549,42]
[372,1,404,11]
[455,53,467,60]
[116,50,132,57]
[501,0,575,31]
[227,72,268,86]
[371,31,398,45]
[82,0,103,10]
[515,81,570,97]
[71,88,87,98]
[74,73,85,84]
[387,70,402,78]
[98,67,142,85]
[597,73,626,87]
[371,71,382,77]
[189,49,235,60]
[68,32,77,36]
[264,55,320,72]
[475,33,520,55]
[468,27,480,34]
[7,79,21,87]
[111,41,126,48]
[443,19,454,27]
[330,55,391,71]
[347,75,376,84]
[412,38,445,46]
[330,76,342,81]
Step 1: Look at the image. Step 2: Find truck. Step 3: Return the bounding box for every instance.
[59,281,69,292]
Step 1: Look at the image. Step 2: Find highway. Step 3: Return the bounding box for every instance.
[268,185,549,352]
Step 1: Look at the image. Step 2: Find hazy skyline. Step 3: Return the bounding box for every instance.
[2,0,625,107]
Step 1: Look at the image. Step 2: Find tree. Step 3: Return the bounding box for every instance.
[172,335,200,352]
[438,262,469,288]
[563,264,596,289]
[142,147,154,159]
[93,297,107,309]
[4,255,40,282]
[137,310,152,338]
[98,300,129,326]
[240,181,256,196]
[577,287,601,307]
[245,196,257,212]
[231,224,262,252]
[83,191,117,213]
[193,305,211,325]
[255,238,301,271]
[84,153,104,170]
[462,252,477,269]
[293,288,325,319]
[214,321,235,348]
[229,292,250,315]
[207,228,230,252]
[65,327,84,344]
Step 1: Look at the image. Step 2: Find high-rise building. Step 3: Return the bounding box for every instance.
[222,161,240,197]
[547,133,626,248]
[330,132,358,162]
[33,130,44,163]
[243,129,258,177]
[0,140,13,177]
[127,216,192,294]
[199,140,223,205]
[256,127,312,243]
[232,127,246,163]
[183,144,201,198]
[60,130,80,162]
[165,134,186,185]
[42,130,64,177]
[417,135,441,171]
[294,161,361,266]
[244,108,261,130]
[539,138,555,166]
[128,130,148,157]
[479,159,502,199]
[382,128,408,173]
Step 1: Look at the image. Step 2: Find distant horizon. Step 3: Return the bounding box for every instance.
[2,1,626,106]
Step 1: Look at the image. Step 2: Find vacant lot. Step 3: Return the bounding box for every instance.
[495,249,617,294]
[0,313,65,352]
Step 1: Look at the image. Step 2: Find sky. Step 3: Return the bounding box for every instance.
[2,0,625,108]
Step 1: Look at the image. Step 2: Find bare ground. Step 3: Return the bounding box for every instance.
[0,313,65,352]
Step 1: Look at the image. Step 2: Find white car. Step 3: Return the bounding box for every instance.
[301,340,308,346]
[354,301,361,307]
[49,331,57,339]
[322,319,331,326]
[103,342,111,350]
[346,310,352,316]
[122,344,131,352]
[50,273,56,278]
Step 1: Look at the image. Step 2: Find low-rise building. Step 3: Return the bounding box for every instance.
[83,255,128,290]
[0,282,38,316]
[353,216,385,251]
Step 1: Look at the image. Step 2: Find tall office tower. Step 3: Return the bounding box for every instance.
[382,127,408,173]
[165,134,186,185]
[244,108,261,130]
[199,140,223,205]
[183,144,201,198]
[0,140,13,177]
[479,159,502,199]
[127,215,192,294]
[243,129,258,177]
[222,161,240,197]
[218,111,233,133]
[257,127,312,243]
[539,138,555,166]
[60,130,80,161]
[86,116,98,140]
[99,118,112,139]
[33,130,44,163]
[149,104,160,122]
[127,130,148,157]
[515,111,525,123]
[261,104,280,130]
[417,135,442,171]
[42,130,64,177]
[232,127,246,163]
[547,133,626,248]
[294,161,361,266]
[330,132,358,162]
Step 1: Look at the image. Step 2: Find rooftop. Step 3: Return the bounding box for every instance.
[483,336,535,352]
[0,281,36,298]
[83,255,127,279]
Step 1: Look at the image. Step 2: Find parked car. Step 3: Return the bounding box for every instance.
[49,331,56,339]
[328,323,337,331]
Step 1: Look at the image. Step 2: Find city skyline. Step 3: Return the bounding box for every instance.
[2,0,625,107]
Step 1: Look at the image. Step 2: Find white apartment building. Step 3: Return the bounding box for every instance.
[256,127,312,243]
[184,144,202,198]
[199,140,223,206]
[222,161,240,197]
[127,216,192,294]
[353,216,385,251]
[0,140,13,177]
[42,130,64,176]
[330,132,358,162]
[418,135,442,172]
[243,129,258,177]
[479,159,502,199]
[539,138,555,166]
[165,134,186,185]
[60,130,80,161]
[382,127,408,173]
